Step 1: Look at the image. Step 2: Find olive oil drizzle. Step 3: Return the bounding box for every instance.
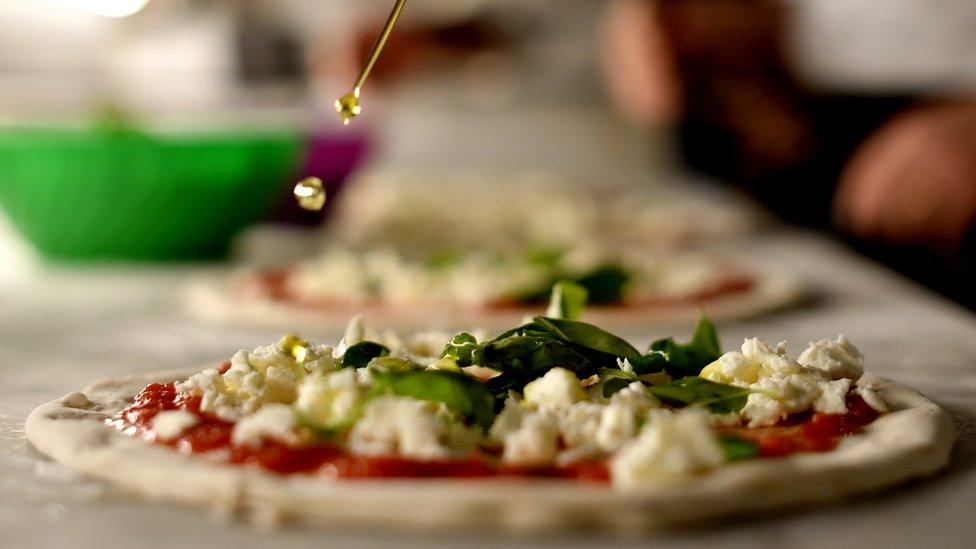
[335,0,408,126]
[298,1,408,210]
[294,177,327,211]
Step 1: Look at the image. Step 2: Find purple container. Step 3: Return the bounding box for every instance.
[271,130,372,226]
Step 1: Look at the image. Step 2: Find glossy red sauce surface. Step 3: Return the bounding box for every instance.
[113,378,878,480]
[723,394,880,457]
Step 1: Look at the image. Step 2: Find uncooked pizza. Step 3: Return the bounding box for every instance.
[185,246,801,328]
[27,289,953,531]
[329,169,760,252]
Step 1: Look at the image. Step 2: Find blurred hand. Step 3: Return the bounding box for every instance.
[600,0,814,170]
[600,0,681,125]
[835,102,976,251]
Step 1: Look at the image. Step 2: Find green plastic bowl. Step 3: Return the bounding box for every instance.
[0,125,302,261]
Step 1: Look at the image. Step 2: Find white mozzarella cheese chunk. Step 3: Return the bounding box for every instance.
[557,402,604,448]
[593,382,662,452]
[739,393,786,428]
[523,368,587,409]
[611,381,661,414]
[611,408,726,487]
[177,336,335,421]
[151,410,199,441]
[798,335,864,380]
[179,368,238,419]
[595,403,637,452]
[488,397,529,443]
[813,378,853,415]
[741,338,793,369]
[348,396,477,460]
[294,369,365,430]
[703,336,868,427]
[502,413,560,467]
[740,373,823,427]
[700,338,802,385]
[231,404,296,446]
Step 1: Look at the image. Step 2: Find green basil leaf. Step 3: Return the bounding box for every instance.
[510,263,631,305]
[339,342,390,369]
[574,264,631,304]
[596,368,639,398]
[627,351,671,375]
[366,356,422,374]
[720,436,759,461]
[532,317,641,361]
[370,370,496,430]
[645,314,722,377]
[690,313,721,359]
[475,335,594,389]
[295,408,363,440]
[442,332,479,366]
[484,372,518,399]
[545,280,589,321]
[646,377,751,414]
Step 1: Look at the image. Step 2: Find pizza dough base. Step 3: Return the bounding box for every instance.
[26,369,953,532]
[181,269,805,331]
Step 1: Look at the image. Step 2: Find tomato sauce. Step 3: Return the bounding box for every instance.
[112,380,878,481]
[111,379,608,481]
[722,394,880,458]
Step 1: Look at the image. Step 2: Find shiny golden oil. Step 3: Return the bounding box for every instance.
[294,0,408,211]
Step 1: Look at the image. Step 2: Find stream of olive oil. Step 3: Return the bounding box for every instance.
[335,0,408,126]
[295,0,408,211]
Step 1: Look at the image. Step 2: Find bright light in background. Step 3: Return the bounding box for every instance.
[47,0,150,18]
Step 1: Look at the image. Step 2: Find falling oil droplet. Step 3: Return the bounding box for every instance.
[281,334,310,364]
[335,89,362,126]
[294,177,327,211]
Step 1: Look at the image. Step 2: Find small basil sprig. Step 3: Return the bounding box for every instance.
[467,316,642,398]
[436,297,725,403]
[369,369,496,430]
[339,342,390,369]
[476,334,594,396]
[513,263,632,305]
[646,377,751,414]
[596,368,639,398]
[545,280,588,321]
[442,332,479,366]
[630,314,722,378]
[531,317,641,362]
[595,369,750,415]
[574,264,631,304]
[366,356,421,373]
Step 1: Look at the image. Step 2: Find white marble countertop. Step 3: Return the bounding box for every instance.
[1,230,975,548]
